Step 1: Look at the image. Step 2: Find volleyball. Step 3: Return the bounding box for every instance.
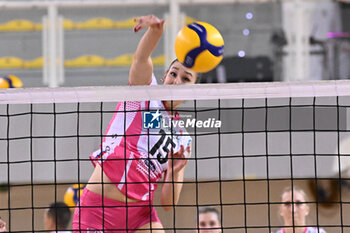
[63,184,85,210]
[175,21,224,73]
[0,75,23,88]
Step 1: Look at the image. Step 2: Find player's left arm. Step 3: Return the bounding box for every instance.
[160,145,191,211]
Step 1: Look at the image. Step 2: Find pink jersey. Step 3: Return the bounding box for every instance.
[73,189,160,232]
[89,75,192,201]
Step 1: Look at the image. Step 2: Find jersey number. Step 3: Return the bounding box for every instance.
[150,129,176,164]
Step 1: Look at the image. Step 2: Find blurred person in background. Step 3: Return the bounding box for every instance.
[275,186,326,233]
[197,207,222,233]
[44,202,72,233]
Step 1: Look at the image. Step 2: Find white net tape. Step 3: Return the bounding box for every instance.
[1,80,350,104]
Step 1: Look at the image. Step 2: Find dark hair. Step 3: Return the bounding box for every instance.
[167,59,201,83]
[46,202,71,230]
[198,207,221,222]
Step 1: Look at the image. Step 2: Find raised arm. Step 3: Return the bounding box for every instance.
[129,15,165,85]
[161,145,191,211]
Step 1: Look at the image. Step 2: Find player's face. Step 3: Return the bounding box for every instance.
[280,191,309,226]
[163,61,197,85]
[197,212,221,233]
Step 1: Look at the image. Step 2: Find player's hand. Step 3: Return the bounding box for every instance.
[168,145,191,173]
[133,15,165,33]
[0,218,7,232]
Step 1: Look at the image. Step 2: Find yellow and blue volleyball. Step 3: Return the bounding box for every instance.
[63,184,85,210]
[175,21,224,73]
[0,75,23,88]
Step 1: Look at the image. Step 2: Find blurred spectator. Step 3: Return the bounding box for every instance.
[197,207,222,233]
[44,202,72,233]
[275,186,326,233]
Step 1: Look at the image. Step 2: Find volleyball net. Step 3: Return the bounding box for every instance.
[1,81,350,232]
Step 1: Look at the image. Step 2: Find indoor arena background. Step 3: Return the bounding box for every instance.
[1,0,350,232]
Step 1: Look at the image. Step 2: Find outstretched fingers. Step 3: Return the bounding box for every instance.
[184,145,191,158]
[173,145,185,158]
[133,15,165,33]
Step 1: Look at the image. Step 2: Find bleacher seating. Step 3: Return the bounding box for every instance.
[0,54,165,69]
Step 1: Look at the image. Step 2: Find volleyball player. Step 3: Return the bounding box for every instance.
[72,14,198,233]
[197,207,222,233]
[276,187,326,233]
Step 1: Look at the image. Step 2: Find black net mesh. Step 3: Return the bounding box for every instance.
[1,84,350,233]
